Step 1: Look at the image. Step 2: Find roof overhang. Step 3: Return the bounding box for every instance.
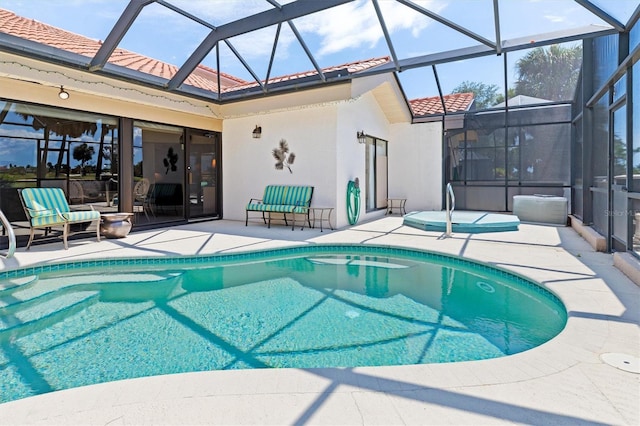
[0,51,220,119]
[351,73,412,124]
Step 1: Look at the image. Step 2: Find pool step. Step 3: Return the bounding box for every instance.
[2,271,184,306]
[0,275,39,297]
[0,271,184,337]
[0,291,100,339]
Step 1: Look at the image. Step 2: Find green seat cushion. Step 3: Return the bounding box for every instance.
[21,187,99,227]
[281,186,313,207]
[263,186,287,205]
[247,186,313,219]
[246,203,295,213]
[30,214,66,227]
[62,210,101,223]
[29,200,55,217]
[22,187,71,214]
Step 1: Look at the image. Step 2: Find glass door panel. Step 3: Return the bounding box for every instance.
[187,132,220,219]
[132,122,185,224]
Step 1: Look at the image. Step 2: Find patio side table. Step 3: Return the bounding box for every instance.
[302,207,334,232]
[385,198,407,215]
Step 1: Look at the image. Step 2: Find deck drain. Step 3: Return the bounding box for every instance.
[600,353,640,373]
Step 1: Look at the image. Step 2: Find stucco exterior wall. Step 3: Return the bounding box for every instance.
[336,92,392,226]
[222,89,418,230]
[389,121,443,212]
[222,105,339,225]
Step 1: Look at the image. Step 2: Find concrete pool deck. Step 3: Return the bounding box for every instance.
[0,217,638,425]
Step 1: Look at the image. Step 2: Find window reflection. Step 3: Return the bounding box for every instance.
[0,101,118,234]
[132,122,185,224]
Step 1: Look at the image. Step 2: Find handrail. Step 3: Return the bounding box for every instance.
[445,183,455,237]
[0,208,16,259]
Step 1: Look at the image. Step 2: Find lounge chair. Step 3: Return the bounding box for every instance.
[19,187,101,250]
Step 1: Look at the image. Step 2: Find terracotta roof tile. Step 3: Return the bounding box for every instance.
[409,92,475,116]
[222,57,391,93]
[1,8,392,99]
[3,7,453,115]
[0,8,247,92]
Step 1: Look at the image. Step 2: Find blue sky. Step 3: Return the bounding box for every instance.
[1,0,637,100]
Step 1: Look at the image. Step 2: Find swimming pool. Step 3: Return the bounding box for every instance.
[0,244,566,403]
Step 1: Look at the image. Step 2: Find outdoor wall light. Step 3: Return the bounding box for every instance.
[357,130,367,144]
[58,86,69,100]
[252,125,262,139]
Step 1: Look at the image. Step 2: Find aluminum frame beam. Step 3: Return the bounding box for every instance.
[0,0,625,110]
[372,0,400,70]
[574,0,625,31]
[287,21,325,82]
[492,0,502,55]
[89,0,154,71]
[167,0,354,90]
[395,0,496,49]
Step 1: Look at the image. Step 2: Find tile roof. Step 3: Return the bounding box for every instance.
[1,7,468,116]
[409,92,475,116]
[0,8,247,92]
[0,8,390,97]
[223,57,391,93]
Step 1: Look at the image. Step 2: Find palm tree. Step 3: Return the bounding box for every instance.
[272,139,296,173]
[514,44,582,101]
[16,113,98,178]
[73,143,95,176]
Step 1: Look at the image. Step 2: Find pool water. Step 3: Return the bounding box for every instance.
[0,245,566,403]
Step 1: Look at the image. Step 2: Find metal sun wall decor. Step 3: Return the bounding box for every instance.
[272,139,295,173]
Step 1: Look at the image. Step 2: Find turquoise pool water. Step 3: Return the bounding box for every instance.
[0,244,566,403]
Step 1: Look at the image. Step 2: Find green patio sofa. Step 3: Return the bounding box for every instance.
[246,185,313,230]
[19,187,101,250]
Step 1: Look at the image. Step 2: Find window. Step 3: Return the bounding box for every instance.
[365,136,388,212]
[0,100,118,221]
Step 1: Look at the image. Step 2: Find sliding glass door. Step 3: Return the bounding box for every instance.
[187,131,220,219]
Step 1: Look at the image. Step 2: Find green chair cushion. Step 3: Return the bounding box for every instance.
[29,201,55,217]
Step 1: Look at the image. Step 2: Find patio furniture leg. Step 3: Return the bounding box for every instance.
[26,228,35,250]
[63,222,69,250]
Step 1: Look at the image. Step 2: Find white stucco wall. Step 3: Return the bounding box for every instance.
[222,105,339,224]
[223,91,406,229]
[389,121,443,212]
[222,88,443,229]
[336,92,392,226]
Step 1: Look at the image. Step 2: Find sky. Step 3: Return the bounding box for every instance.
[0,0,637,100]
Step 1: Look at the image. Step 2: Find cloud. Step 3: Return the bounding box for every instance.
[183,0,448,60]
[162,0,274,24]
[544,15,565,23]
[295,0,447,57]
